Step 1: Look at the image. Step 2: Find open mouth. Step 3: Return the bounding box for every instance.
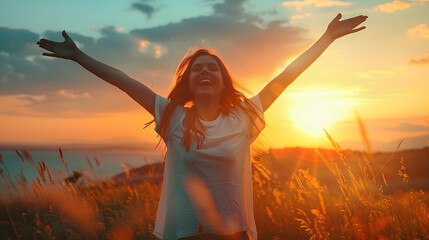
[199,79,213,86]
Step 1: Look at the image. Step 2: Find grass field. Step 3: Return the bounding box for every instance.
[1,128,428,239]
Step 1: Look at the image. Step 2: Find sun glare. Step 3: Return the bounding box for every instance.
[289,97,346,137]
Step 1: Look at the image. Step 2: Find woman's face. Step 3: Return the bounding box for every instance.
[189,55,224,99]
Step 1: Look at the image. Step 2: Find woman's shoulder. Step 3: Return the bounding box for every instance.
[234,95,263,114]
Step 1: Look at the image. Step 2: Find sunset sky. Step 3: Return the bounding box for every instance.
[1,0,428,151]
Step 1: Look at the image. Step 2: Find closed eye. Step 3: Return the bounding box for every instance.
[208,63,220,71]
[191,63,220,72]
[192,64,203,71]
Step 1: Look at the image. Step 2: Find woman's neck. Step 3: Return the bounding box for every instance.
[194,96,221,121]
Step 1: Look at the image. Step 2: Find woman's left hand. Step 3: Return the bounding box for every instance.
[325,13,368,40]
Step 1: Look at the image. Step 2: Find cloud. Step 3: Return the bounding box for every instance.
[374,0,410,13]
[212,0,263,23]
[407,23,429,38]
[130,16,309,79]
[55,89,90,99]
[0,26,153,117]
[357,70,393,80]
[131,2,156,19]
[409,54,429,65]
[1,0,310,117]
[213,0,246,17]
[282,0,353,10]
[290,13,312,23]
[385,123,429,132]
[0,27,40,57]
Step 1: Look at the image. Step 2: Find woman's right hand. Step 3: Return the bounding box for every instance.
[37,30,80,61]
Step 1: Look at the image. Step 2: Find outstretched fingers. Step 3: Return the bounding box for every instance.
[62,30,71,40]
[333,13,342,22]
[42,52,56,57]
[37,42,54,52]
[39,38,57,45]
[345,15,368,28]
[351,26,366,33]
[36,31,75,59]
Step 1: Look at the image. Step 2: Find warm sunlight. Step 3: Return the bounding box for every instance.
[289,96,347,137]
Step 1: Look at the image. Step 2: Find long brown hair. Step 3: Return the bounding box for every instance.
[148,48,263,151]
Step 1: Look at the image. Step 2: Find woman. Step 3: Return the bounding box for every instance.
[37,13,367,240]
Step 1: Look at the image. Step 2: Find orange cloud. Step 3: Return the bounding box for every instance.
[138,39,150,50]
[375,0,410,13]
[409,54,429,65]
[282,0,353,10]
[407,23,429,38]
[290,13,312,23]
[56,89,90,99]
[357,70,393,80]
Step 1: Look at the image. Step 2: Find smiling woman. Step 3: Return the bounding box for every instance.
[36,13,367,240]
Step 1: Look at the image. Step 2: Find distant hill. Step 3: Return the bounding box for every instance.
[259,146,429,190]
[339,134,429,152]
[109,146,429,191]
[1,134,427,153]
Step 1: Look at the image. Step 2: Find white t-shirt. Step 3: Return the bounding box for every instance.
[153,94,265,240]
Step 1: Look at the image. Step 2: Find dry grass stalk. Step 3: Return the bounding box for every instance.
[376,139,404,177]
[266,206,274,223]
[21,149,35,165]
[58,146,72,176]
[356,113,372,156]
[294,209,314,237]
[36,176,42,188]
[253,160,271,181]
[323,129,346,162]
[94,155,101,167]
[85,155,97,178]
[14,149,26,166]
[398,157,409,183]
[35,160,47,183]
[46,165,54,184]
[315,148,335,177]
[382,172,388,187]
[361,152,375,183]
[293,172,307,194]
[120,162,130,178]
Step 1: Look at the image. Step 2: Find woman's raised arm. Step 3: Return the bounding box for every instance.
[37,30,156,116]
[258,13,367,112]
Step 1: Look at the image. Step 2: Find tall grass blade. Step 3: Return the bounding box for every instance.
[15,149,26,166]
[356,113,372,156]
[376,139,404,176]
[58,146,72,176]
[85,155,97,178]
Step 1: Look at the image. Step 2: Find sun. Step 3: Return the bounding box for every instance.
[289,98,345,137]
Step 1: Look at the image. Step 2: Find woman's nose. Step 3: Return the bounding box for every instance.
[201,66,209,74]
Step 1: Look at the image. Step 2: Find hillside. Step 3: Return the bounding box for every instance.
[110,146,429,190]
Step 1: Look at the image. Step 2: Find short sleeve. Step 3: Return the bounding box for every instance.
[248,94,265,143]
[154,94,171,135]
